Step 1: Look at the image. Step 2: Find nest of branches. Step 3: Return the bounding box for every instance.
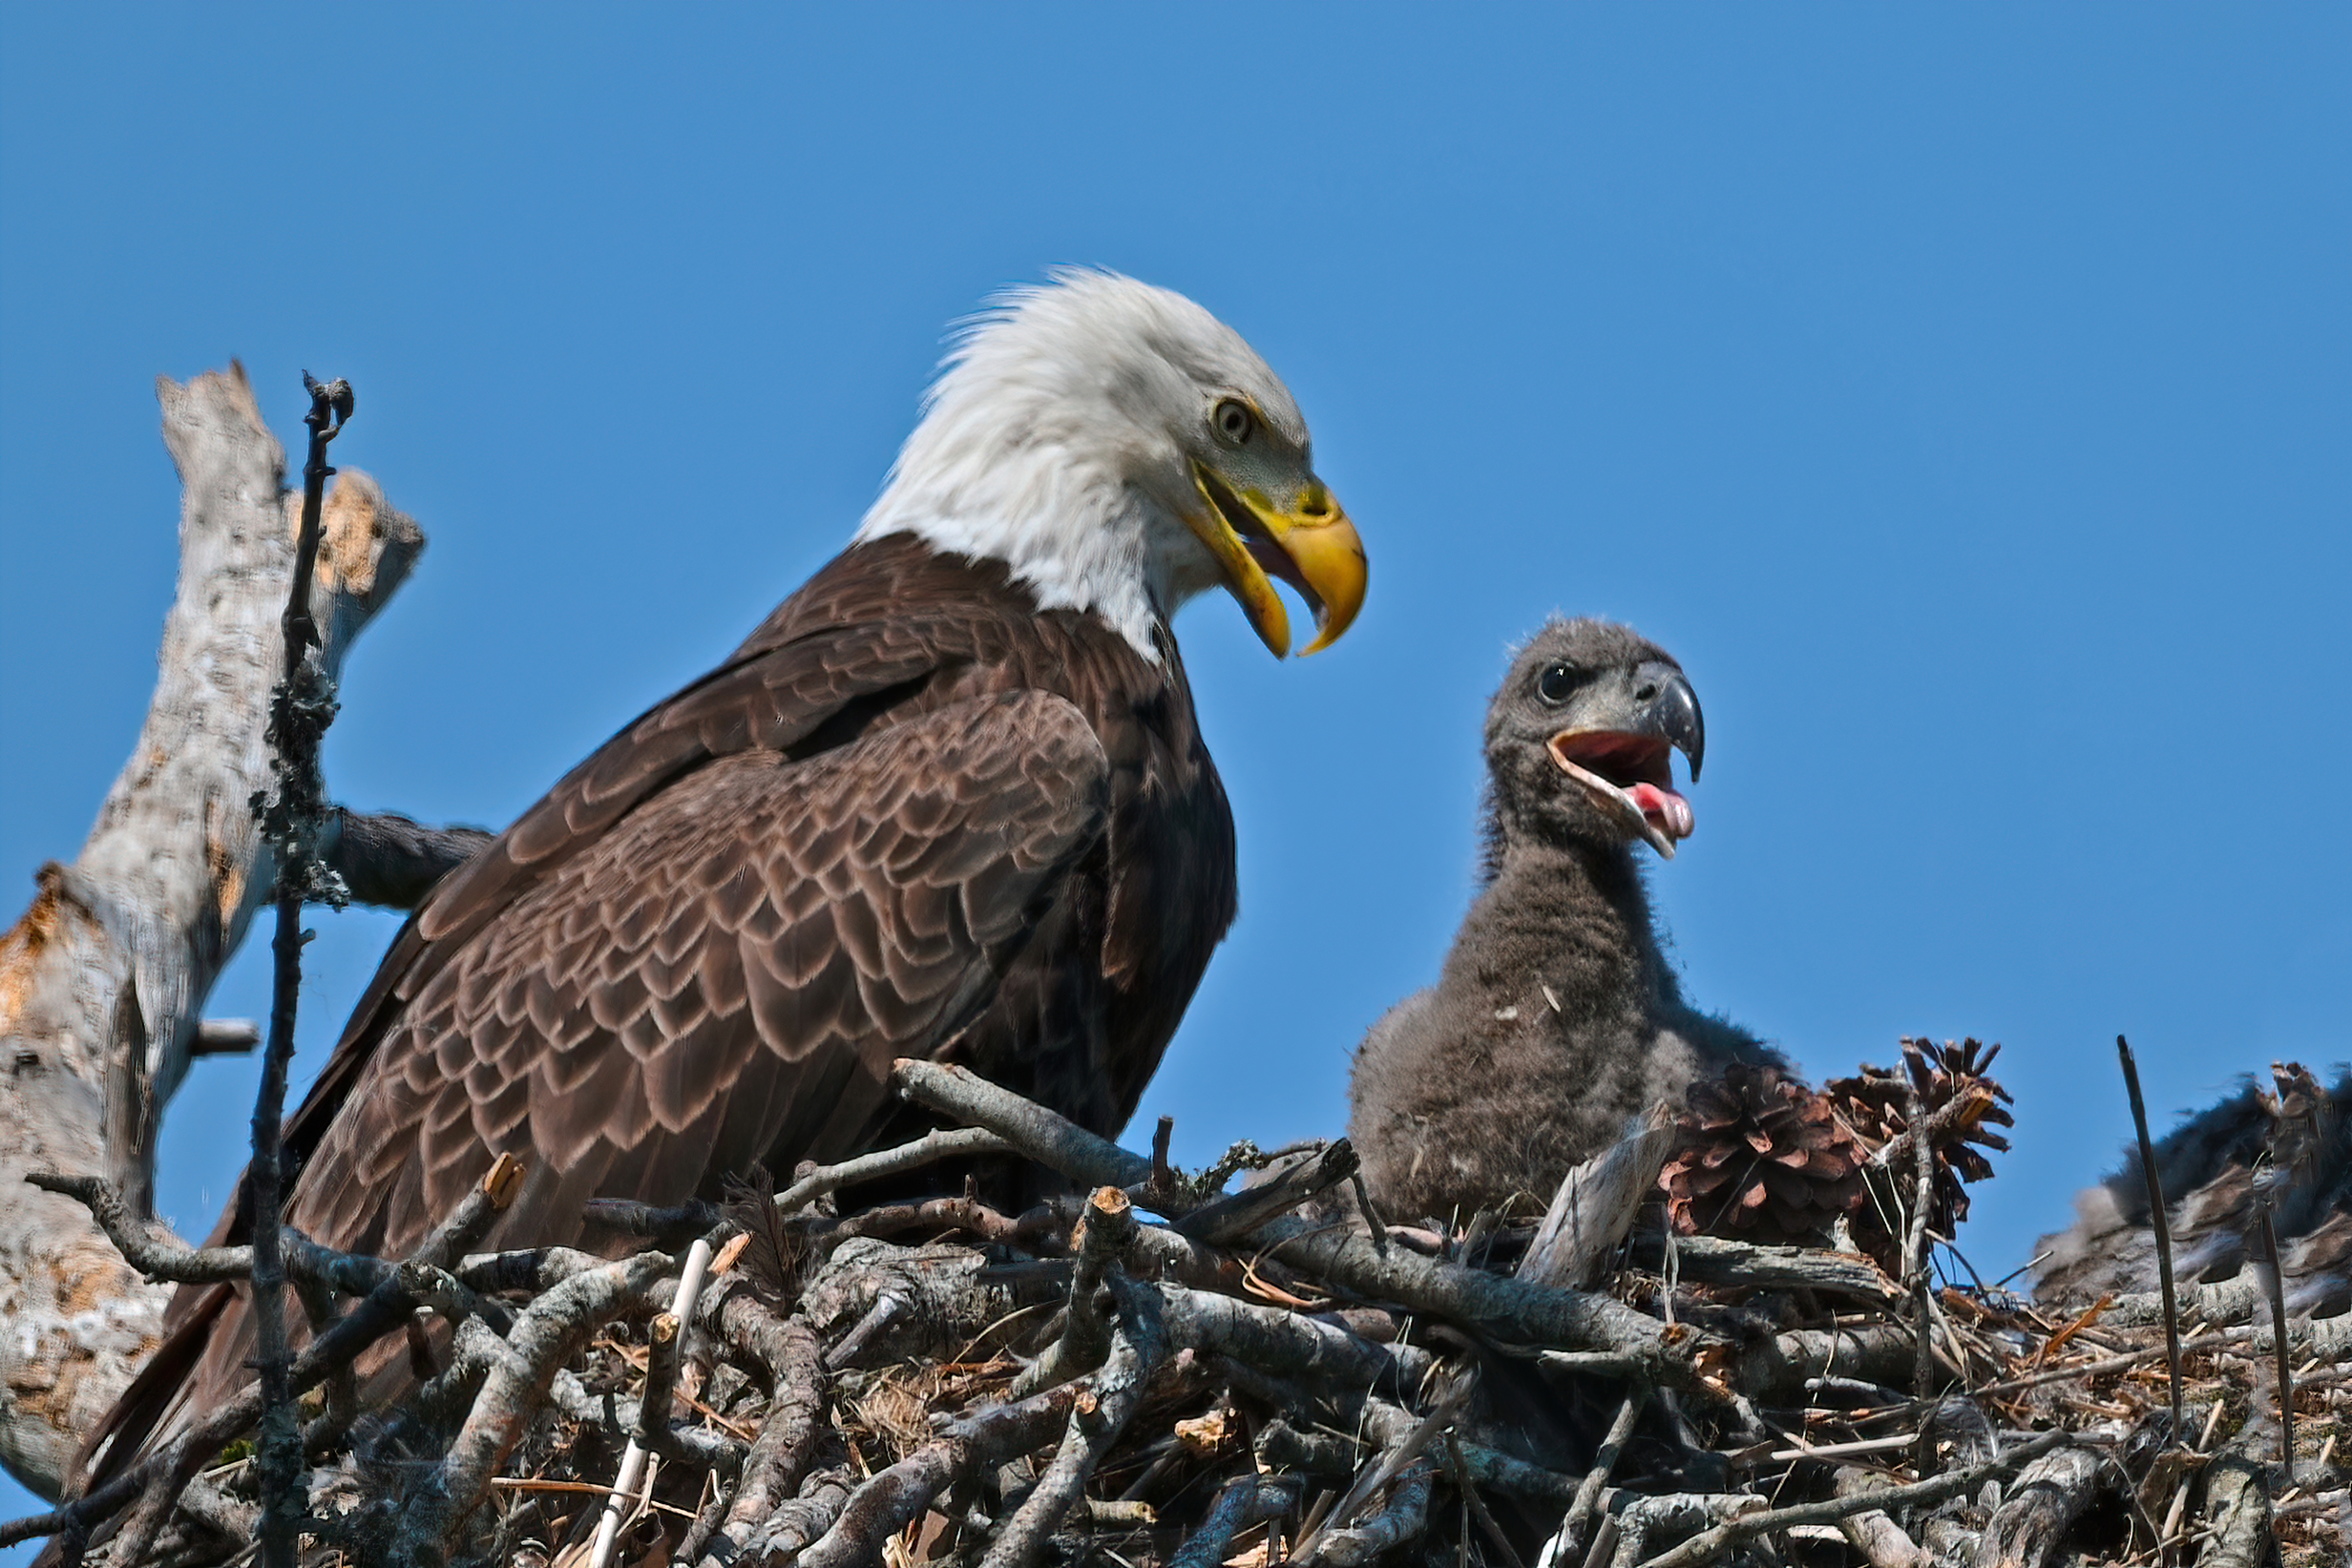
[10,1055,2348,1568]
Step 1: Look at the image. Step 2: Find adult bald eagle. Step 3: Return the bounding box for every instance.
[84,271,1365,1483]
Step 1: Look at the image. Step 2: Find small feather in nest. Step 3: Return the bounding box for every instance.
[720,1162,805,1301]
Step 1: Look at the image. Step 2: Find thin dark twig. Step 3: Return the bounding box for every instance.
[2253,1194,2295,1472]
[1558,1384,1647,1558]
[1444,1434,1525,1568]
[1904,1078,1937,1474]
[2116,1035,2184,1432]
[247,370,352,1568]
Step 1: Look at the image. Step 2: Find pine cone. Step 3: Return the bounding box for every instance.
[1660,1063,1867,1247]
[1827,1037,2013,1268]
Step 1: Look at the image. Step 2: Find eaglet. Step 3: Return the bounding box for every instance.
[1350,618,1781,1222]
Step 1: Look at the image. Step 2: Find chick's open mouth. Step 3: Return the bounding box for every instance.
[1545,730,1695,858]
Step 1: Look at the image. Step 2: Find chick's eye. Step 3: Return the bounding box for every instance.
[1536,662,1577,704]
[1211,399,1254,446]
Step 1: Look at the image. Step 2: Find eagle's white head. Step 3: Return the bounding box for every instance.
[856,270,1367,660]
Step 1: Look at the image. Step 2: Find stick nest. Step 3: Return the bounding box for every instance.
[14,1053,2347,1568]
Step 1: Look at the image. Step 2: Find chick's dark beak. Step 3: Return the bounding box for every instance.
[1635,661,1705,783]
[1545,660,1707,859]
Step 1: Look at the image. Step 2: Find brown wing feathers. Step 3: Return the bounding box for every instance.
[91,537,1236,1487]
[180,690,1111,1400]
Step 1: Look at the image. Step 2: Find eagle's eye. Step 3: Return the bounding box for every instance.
[1536,662,1578,704]
[1210,399,1254,447]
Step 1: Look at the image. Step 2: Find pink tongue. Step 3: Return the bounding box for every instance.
[1628,783,1694,840]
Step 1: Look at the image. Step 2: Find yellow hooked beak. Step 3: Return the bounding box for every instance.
[1185,461,1368,657]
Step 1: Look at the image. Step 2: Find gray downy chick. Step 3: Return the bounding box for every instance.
[1349,617,1782,1223]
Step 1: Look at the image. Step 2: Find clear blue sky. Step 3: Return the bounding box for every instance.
[3,6,2347,1537]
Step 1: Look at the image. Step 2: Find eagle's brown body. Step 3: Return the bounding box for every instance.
[92,533,1238,1479]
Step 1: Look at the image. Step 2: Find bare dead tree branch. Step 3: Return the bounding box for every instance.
[0,366,422,1501]
[319,808,492,909]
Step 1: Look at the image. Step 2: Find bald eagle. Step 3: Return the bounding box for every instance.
[83,271,1366,1485]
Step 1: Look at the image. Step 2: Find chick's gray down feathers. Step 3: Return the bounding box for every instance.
[1349,618,1779,1222]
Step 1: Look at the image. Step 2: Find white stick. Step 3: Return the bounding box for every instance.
[589,1236,716,1568]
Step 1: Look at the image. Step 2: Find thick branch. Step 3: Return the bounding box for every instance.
[685,1287,827,1566]
[1969,1446,2111,1568]
[1630,1429,2073,1568]
[797,1377,1102,1568]
[894,1056,1678,1363]
[319,808,491,909]
[0,366,422,1501]
[2197,1435,2275,1568]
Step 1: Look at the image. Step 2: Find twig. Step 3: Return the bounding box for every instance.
[777,1124,1014,1214]
[21,1172,427,1307]
[893,1058,1154,1190]
[1554,1385,1648,1560]
[390,1252,674,1556]
[1293,1377,1474,1563]
[683,1290,827,1565]
[896,1056,1676,1364]
[1349,1169,1390,1256]
[244,369,352,1568]
[1867,1083,2000,1177]
[1831,1467,1931,1568]
[1258,1418,1579,1507]
[1177,1139,1360,1244]
[1170,1474,1301,1568]
[1446,1433,1527,1568]
[4,1159,521,1560]
[591,1235,718,1568]
[2116,1035,2184,1431]
[1155,1282,1428,1403]
[797,1372,1107,1568]
[1629,1428,2071,1568]
[1903,1079,1937,1474]
[1151,1115,1179,1193]
[978,1281,1168,1568]
[2252,1195,2295,1472]
[1304,1459,1434,1566]
[1257,1212,1677,1366]
[1014,1186,1138,1395]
